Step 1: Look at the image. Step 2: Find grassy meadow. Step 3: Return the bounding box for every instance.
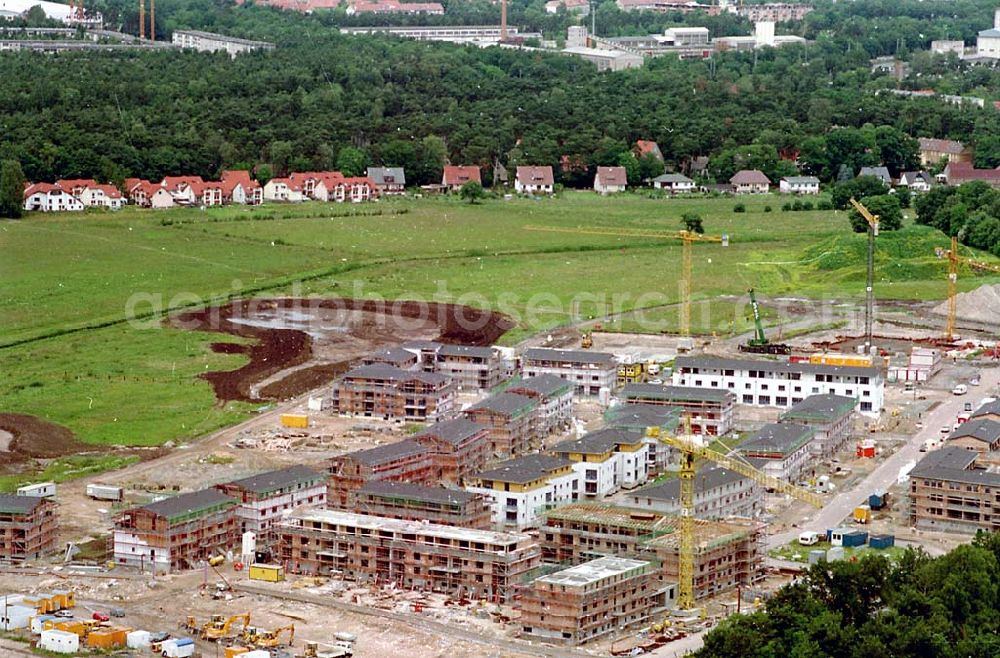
[2,191,999,458]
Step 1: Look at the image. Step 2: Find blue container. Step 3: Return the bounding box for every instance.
[841,530,868,548]
[869,534,895,550]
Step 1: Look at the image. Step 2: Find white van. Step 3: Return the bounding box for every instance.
[953,384,968,396]
[798,531,820,546]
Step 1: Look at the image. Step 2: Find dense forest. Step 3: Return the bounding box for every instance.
[696,533,1000,658]
[2,0,1000,187]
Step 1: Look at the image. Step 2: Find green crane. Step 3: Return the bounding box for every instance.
[739,288,790,355]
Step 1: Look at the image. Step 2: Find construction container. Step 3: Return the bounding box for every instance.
[242,651,271,658]
[853,505,872,524]
[869,534,896,550]
[87,627,130,649]
[31,615,58,635]
[1,604,35,631]
[127,630,151,649]
[826,546,845,562]
[843,530,868,547]
[225,647,250,658]
[16,482,56,498]
[807,550,826,566]
[40,629,80,654]
[162,638,196,658]
[868,492,889,510]
[249,564,285,582]
[49,620,86,636]
[86,484,123,501]
[809,354,872,368]
[856,440,876,458]
[50,590,75,610]
[280,414,309,428]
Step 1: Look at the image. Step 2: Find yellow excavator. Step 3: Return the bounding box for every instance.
[243,623,295,649]
[202,613,251,641]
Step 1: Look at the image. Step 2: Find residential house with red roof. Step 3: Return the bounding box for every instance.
[55,179,99,196]
[515,166,555,195]
[78,184,125,209]
[594,166,628,194]
[127,180,176,209]
[730,169,771,194]
[635,140,663,161]
[221,170,263,205]
[23,183,84,212]
[442,165,481,191]
[189,180,225,206]
[263,177,306,202]
[943,162,1000,188]
[344,177,377,202]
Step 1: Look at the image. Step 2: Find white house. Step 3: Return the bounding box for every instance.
[672,355,884,417]
[23,183,84,212]
[263,178,306,202]
[778,176,820,195]
[148,186,176,209]
[78,184,125,209]
[515,165,555,194]
[730,169,771,194]
[221,170,263,205]
[898,171,933,192]
[738,423,815,482]
[465,454,579,530]
[593,166,628,194]
[651,173,695,193]
[550,428,650,497]
[977,8,1000,58]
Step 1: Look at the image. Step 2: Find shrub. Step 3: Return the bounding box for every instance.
[791,199,804,211]
[733,203,746,213]
[802,201,814,211]
[764,205,773,213]
[817,200,833,211]
[781,203,792,212]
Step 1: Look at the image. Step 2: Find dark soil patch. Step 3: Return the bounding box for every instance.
[259,362,353,400]
[172,297,514,403]
[0,413,90,465]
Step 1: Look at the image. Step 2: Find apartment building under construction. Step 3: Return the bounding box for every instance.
[276,509,541,601]
[538,503,763,600]
[521,557,673,645]
[332,365,455,421]
[327,439,438,508]
[0,494,58,561]
[113,489,238,573]
[215,464,327,542]
[351,480,493,529]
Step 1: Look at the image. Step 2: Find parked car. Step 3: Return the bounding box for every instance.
[941,425,952,434]
[971,376,981,386]
[54,610,74,618]
[92,612,110,622]
[953,384,968,395]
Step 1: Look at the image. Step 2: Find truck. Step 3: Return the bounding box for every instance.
[87,484,123,501]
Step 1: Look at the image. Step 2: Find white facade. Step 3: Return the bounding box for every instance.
[522,348,618,397]
[263,179,305,202]
[0,603,33,631]
[466,458,581,530]
[652,174,695,192]
[78,186,124,209]
[40,630,80,654]
[672,356,884,417]
[779,176,820,194]
[23,189,84,212]
[234,482,327,536]
[977,10,1000,58]
[113,528,171,572]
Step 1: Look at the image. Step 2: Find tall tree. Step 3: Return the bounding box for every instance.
[0,159,25,219]
[335,147,367,177]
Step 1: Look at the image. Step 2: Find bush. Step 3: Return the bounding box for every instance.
[733,203,746,213]
[802,201,814,211]
[764,205,772,212]
[817,200,833,211]
[781,203,792,212]
[791,199,804,211]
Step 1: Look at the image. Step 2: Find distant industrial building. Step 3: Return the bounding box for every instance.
[171,29,274,55]
[340,25,533,45]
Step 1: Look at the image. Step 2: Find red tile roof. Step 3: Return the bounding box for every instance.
[635,140,661,158]
[443,166,481,186]
[516,166,555,187]
[55,178,99,191]
[596,166,628,187]
[162,176,205,190]
[23,182,63,198]
[93,184,122,198]
[730,169,771,185]
[124,178,144,193]
[945,162,1000,184]
[220,170,260,196]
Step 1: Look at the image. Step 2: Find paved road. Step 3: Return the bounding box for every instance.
[769,367,1000,548]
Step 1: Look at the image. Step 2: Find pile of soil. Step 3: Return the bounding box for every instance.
[0,413,91,466]
[172,297,514,403]
[931,284,1000,325]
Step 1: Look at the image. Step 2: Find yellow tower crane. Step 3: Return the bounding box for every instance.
[848,198,879,355]
[935,236,1000,340]
[522,225,729,337]
[645,425,823,610]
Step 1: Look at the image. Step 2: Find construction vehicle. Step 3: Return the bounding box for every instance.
[202,613,251,641]
[739,288,790,354]
[523,225,729,338]
[646,420,823,609]
[580,330,593,349]
[849,198,879,354]
[243,623,295,649]
[935,235,1000,340]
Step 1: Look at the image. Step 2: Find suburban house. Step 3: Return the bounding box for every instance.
[442,165,481,191]
[729,169,771,194]
[220,170,263,205]
[188,180,224,207]
[778,176,820,195]
[366,167,406,195]
[23,183,84,212]
[549,428,650,496]
[161,176,205,204]
[521,348,618,396]
[77,184,125,209]
[738,423,815,483]
[465,454,579,530]
[515,166,555,194]
[918,137,970,166]
[651,173,695,193]
[898,170,934,192]
[263,177,307,202]
[635,140,664,161]
[942,162,1000,188]
[623,467,763,519]
[593,166,628,194]
[857,166,892,185]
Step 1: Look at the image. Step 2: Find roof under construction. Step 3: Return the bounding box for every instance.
[140,488,236,523]
[0,493,46,515]
[222,464,324,495]
[535,556,651,588]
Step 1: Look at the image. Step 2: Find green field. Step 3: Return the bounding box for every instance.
[2,192,999,458]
